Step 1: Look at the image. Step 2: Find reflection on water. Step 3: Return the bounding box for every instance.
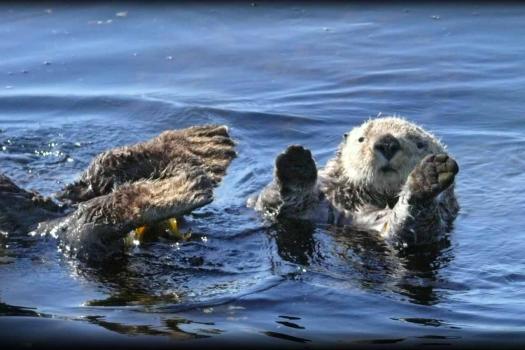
[394,317,461,330]
[263,330,311,344]
[85,315,212,340]
[395,238,454,306]
[272,219,317,266]
[0,301,47,317]
[272,219,454,306]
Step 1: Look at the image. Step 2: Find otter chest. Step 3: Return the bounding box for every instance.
[327,202,391,233]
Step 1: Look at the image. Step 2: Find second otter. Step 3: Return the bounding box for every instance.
[250,117,459,245]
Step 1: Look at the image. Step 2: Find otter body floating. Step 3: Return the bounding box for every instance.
[250,117,459,246]
[0,125,236,261]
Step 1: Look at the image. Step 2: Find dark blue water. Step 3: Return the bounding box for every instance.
[1,3,525,348]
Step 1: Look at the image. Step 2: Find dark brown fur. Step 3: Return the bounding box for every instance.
[0,174,62,234]
[58,125,235,203]
[1,125,236,259]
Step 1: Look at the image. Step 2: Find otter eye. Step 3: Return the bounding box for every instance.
[344,133,348,139]
[358,137,365,143]
[416,141,426,149]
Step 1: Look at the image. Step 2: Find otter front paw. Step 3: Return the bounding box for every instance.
[408,153,459,202]
[275,145,317,193]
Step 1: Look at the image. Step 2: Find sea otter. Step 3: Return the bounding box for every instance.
[249,117,459,245]
[0,125,236,260]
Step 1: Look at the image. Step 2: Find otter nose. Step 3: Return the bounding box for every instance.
[374,134,401,161]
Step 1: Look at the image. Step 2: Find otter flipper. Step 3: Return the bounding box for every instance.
[52,166,215,259]
[0,173,62,234]
[58,125,236,203]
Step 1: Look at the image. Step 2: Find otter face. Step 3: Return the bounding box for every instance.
[340,117,445,195]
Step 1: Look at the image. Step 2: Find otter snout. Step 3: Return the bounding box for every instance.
[374,134,401,161]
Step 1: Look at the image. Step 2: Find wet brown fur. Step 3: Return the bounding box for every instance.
[0,174,62,234]
[0,125,236,258]
[58,125,235,203]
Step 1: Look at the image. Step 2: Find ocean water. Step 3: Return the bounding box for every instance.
[1,3,525,348]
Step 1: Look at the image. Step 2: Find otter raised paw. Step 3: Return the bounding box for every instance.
[276,145,317,194]
[249,145,320,220]
[407,153,459,203]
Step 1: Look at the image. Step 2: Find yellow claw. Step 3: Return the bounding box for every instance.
[167,218,179,234]
[134,225,148,240]
[166,217,191,241]
[130,218,189,244]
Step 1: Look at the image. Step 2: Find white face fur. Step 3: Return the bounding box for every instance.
[340,117,446,195]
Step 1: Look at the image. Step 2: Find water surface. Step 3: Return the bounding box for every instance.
[1,3,525,348]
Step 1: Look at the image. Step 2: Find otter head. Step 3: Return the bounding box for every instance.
[340,117,445,195]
